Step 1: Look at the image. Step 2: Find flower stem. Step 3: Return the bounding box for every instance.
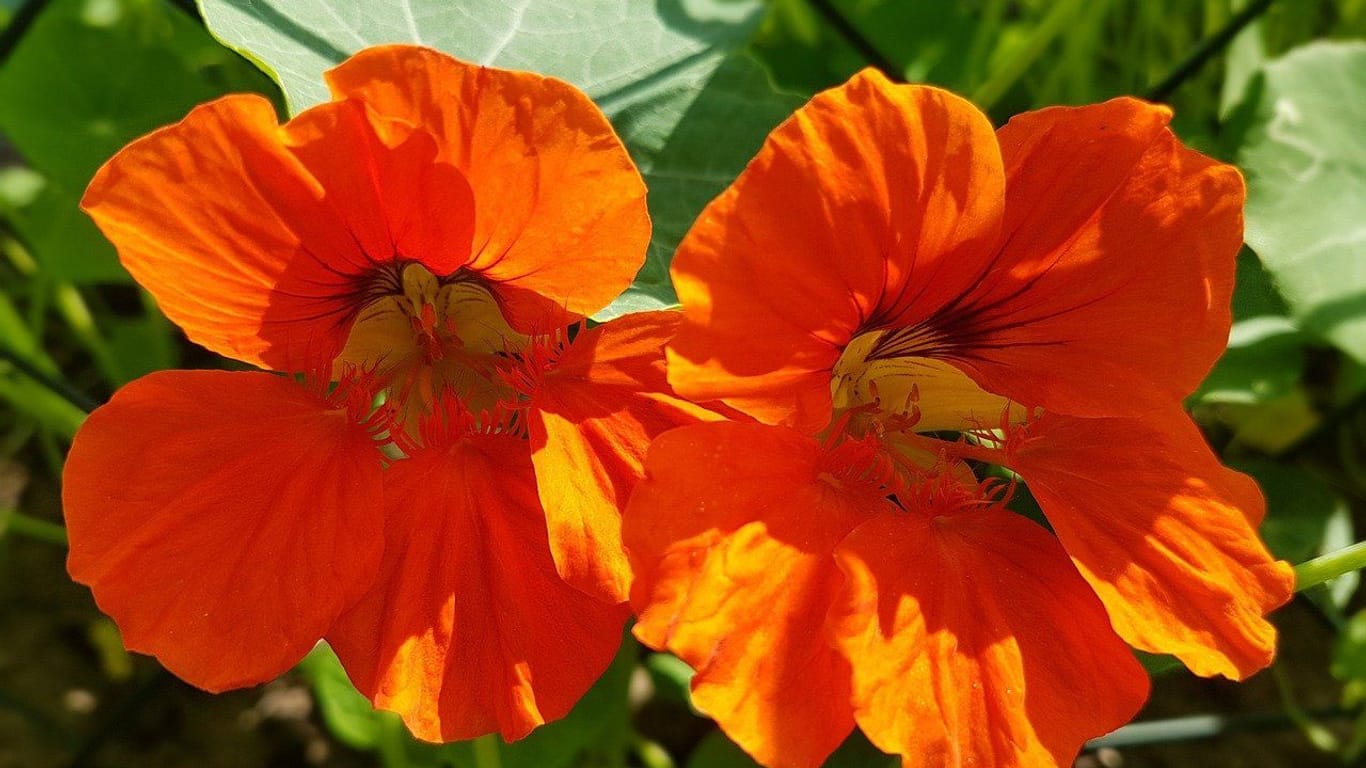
[472,733,502,768]
[1294,541,1366,592]
[1,509,67,546]
[1144,0,1276,102]
[2,234,123,387]
[804,0,903,83]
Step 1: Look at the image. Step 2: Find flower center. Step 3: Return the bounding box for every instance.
[338,263,528,420]
[828,326,1026,502]
[832,328,1022,434]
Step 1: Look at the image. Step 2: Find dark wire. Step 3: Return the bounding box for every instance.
[1145,0,1277,102]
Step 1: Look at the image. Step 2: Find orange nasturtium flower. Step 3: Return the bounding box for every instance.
[62,45,711,742]
[624,70,1296,767]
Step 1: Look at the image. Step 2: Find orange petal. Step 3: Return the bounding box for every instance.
[327,434,629,742]
[324,45,649,329]
[943,98,1243,417]
[997,410,1295,679]
[666,68,1005,433]
[62,370,385,691]
[82,94,474,371]
[282,98,474,278]
[626,422,885,768]
[528,310,721,604]
[831,507,1149,767]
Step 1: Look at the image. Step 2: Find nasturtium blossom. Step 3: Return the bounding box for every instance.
[64,45,713,742]
[624,69,1296,767]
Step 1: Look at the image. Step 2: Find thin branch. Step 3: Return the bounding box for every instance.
[0,345,96,413]
[804,0,903,83]
[1145,0,1276,102]
[0,0,52,65]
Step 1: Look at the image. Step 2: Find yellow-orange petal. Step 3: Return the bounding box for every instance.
[831,507,1149,767]
[996,410,1294,679]
[82,94,474,371]
[528,310,722,604]
[942,98,1243,417]
[324,45,649,329]
[666,68,1004,434]
[327,434,629,742]
[626,422,886,768]
[62,370,385,692]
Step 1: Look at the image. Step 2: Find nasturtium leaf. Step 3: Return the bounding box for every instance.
[753,0,975,97]
[1335,610,1366,762]
[0,169,120,284]
[1236,459,1353,566]
[1134,650,1186,677]
[644,651,696,706]
[440,635,638,768]
[0,0,279,282]
[686,730,761,768]
[197,0,763,112]
[105,312,179,383]
[823,731,897,768]
[1334,611,1366,703]
[602,53,803,318]
[197,0,801,317]
[299,644,383,750]
[1194,316,1305,405]
[686,728,898,768]
[1238,42,1366,362]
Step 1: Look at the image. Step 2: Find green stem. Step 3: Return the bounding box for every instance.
[471,733,503,768]
[970,0,1086,109]
[1295,541,1366,592]
[804,0,903,82]
[0,375,86,438]
[1144,0,1275,102]
[52,283,123,385]
[0,509,67,546]
[376,717,410,768]
[0,0,52,65]
[1271,664,1339,751]
[2,234,123,385]
[0,345,97,413]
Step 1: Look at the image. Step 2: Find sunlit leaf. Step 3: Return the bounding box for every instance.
[685,730,760,768]
[1239,42,1366,361]
[440,636,638,768]
[685,727,898,768]
[299,644,383,750]
[644,651,695,706]
[197,0,800,316]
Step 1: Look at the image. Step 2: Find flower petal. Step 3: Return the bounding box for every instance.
[626,422,883,768]
[327,434,629,742]
[942,98,1244,417]
[528,310,720,604]
[666,68,1004,433]
[998,410,1294,679]
[831,507,1149,767]
[324,45,649,329]
[62,370,385,691]
[82,94,474,371]
[282,98,475,277]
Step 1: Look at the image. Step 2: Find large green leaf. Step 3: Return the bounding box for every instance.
[198,0,762,112]
[305,636,638,768]
[197,0,800,316]
[1193,251,1304,407]
[1238,42,1366,361]
[604,52,802,317]
[0,0,279,282]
